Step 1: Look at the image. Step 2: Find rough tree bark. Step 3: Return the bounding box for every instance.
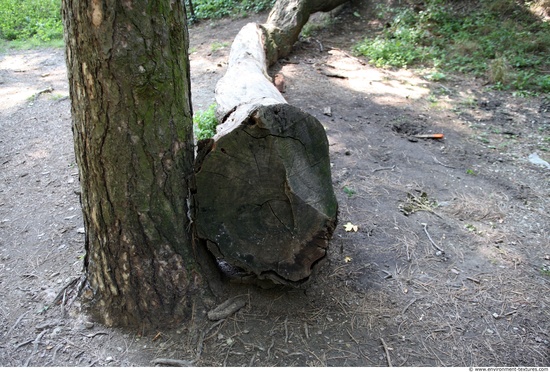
[62,0,200,328]
[193,15,339,284]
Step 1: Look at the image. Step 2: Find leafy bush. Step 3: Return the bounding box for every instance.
[538,75,550,93]
[354,26,430,68]
[354,0,550,93]
[189,0,274,20]
[0,0,62,41]
[193,104,219,140]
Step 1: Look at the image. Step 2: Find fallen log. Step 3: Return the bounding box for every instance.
[262,0,350,65]
[193,23,337,285]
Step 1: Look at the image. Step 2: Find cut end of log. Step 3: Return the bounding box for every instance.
[194,103,338,285]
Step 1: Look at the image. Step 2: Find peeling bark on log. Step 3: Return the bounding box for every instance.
[193,23,337,285]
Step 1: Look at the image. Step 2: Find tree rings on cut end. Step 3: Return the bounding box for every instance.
[193,103,337,285]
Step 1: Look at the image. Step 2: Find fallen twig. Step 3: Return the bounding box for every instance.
[61,289,67,318]
[223,343,233,367]
[312,38,324,52]
[405,240,411,262]
[21,273,39,279]
[267,338,275,360]
[237,337,265,352]
[197,319,223,359]
[380,337,393,367]
[151,358,194,367]
[433,156,455,169]
[421,223,445,255]
[6,311,29,339]
[466,277,480,284]
[15,339,34,349]
[24,329,47,367]
[402,297,419,314]
[346,329,360,344]
[82,331,108,338]
[52,343,63,363]
[152,319,223,367]
[33,87,54,101]
[52,276,80,306]
[373,165,396,173]
[284,317,289,343]
[207,297,246,321]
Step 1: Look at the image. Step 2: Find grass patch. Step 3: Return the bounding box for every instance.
[210,41,229,52]
[0,38,64,52]
[353,0,550,94]
[343,186,356,197]
[193,104,219,140]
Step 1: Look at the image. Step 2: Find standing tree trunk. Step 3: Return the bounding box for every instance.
[62,0,200,329]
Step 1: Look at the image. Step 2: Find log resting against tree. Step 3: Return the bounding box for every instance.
[193,19,339,285]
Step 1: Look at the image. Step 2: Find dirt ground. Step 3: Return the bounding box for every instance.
[1,3,550,367]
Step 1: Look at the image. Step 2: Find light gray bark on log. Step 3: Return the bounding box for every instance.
[215,23,284,119]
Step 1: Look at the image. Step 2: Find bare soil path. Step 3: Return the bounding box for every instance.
[1,5,549,367]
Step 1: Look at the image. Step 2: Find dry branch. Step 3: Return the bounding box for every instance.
[24,329,47,367]
[6,311,29,339]
[207,297,247,321]
[422,223,445,255]
[151,358,194,367]
[380,337,393,367]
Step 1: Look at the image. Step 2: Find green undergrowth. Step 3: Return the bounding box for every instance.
[0,0,63,42]
[193,104,219,140]
[186,0,274,21]
[0,0,274,47]
[354,0,550,94]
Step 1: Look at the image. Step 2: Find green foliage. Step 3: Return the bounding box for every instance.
[193,104,219,140]
[210,41,229,52]
[191,0,275,20]
[354,0,550,93]
[0,0,62,42]
[424,71,446,81]
[343,186,356,197]
[0,0,274,43]
[537,75,550,93]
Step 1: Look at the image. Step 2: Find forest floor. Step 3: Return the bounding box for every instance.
[1,3,550,367]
